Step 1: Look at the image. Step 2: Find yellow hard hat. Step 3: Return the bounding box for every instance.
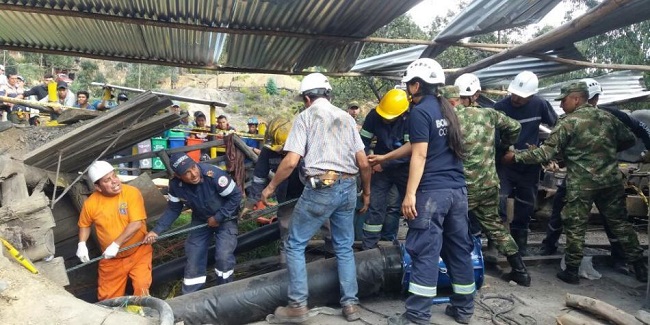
[376,89,409,120]
[264,117,292,152]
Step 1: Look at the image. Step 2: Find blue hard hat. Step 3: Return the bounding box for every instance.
[247,117,259,125]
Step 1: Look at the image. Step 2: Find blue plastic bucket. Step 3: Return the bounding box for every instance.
[168,137,185,149]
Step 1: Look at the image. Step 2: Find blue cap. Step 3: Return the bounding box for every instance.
[247,117,259,125]
[170,152,197,175]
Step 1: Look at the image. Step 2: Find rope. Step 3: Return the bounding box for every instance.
[65,199,298,273]
[476,294,536,325]
[65,222,208,273]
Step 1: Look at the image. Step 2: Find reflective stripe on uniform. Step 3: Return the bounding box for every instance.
[220,180,236,196]
[408,282,437,297]
[168,193,180,202]
[404,134,410,142]
[215,268,234,279]
[253,176,266,184]
[363,223,383,233]
[359,128,374,139]
[452,282,476,295]
[183,276,206,286]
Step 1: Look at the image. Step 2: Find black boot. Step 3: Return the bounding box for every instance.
[483,238,498,264]
[502,253,531,286]
[632,259,648,283]
[610,241,629,275]
[557,265,580,284]
[510,229,529,256]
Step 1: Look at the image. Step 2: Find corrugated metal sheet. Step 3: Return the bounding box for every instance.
[435,0,562,42]
[538,71,650,115]
[354,0,650,79]
[476,46,585,88]
[352,46,585,85]
[0,0,420,73]
[421,0,561,58]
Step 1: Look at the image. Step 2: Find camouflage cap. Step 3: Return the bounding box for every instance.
[554,81,589,101]
[347,101,359,109]
[439,85,460,99]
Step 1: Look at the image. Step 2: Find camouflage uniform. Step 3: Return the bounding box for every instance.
[515,86,642,269]
[441,86,522,256]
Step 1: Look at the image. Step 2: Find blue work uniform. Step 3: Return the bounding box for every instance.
[359,109,409,249]
[493,95,557,232]
[152,163,242,294]
[404,95,475,323]
[248,147,303,204]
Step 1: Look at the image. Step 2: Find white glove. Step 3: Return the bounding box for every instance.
[103,242,120,259]
[76,242,90,263]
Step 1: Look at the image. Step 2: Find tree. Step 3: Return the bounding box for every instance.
[265,77,278,95]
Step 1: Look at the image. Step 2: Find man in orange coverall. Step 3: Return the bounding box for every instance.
[76,160,153,301]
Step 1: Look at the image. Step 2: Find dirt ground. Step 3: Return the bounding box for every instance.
[249,254,648,325]
[0,253,157,325]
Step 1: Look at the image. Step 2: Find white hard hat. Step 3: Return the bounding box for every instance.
[454,73,481,96]
[401,58,445,85]
[579,78,602,99]
[507,71,538,98]
[88,161,114,183]
[299,73,332,96]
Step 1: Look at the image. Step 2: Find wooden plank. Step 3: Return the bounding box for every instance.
[0,160,29,204]
[43,112,181,172]
[56,109,103,124]
[24,92,171,168]
[34,256,70,286]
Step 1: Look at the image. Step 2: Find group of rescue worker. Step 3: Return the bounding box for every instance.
[75,56,648,325]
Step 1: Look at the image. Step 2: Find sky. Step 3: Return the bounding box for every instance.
[407,0,572,39]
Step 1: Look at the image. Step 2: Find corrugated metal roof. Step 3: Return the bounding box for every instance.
[476,46,585,88]
[354,0,650,79]
[0,0,420,73]
[538,70,650,116]
[421,0,561,58]
[352,46,585,85]
[435,0,562,42]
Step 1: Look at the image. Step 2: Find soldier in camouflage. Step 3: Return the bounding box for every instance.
[503,81,648,284]
[441,86,530,287]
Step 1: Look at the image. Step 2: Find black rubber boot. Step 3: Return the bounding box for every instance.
[510,229,529,256]
[557,265,580,284]
[502,253,531,286]
[483,238,498,264]
[632,260,648,283]
[610,241,630,275]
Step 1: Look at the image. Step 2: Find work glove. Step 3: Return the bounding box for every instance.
[103,242,120,259]
[76,242,90,263]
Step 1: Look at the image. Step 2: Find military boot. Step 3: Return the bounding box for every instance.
[632,260,648,283]
[501,253,531,286]
[610,241,630,275]
[483,238,498,264]
[557,265,580,284]
[510,229,529,256]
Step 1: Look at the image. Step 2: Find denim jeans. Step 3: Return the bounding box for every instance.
[285,177,358,307]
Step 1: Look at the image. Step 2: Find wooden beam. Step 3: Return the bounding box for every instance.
[530,53,650,72]
[449,0,635,79]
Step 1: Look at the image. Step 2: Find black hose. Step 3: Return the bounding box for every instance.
[97,295,174,325]
[167,245,403,325]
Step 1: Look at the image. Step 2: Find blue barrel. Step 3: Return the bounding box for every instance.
[401,236,484,299]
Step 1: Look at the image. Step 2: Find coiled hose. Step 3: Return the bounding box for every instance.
[96,295,174,325]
